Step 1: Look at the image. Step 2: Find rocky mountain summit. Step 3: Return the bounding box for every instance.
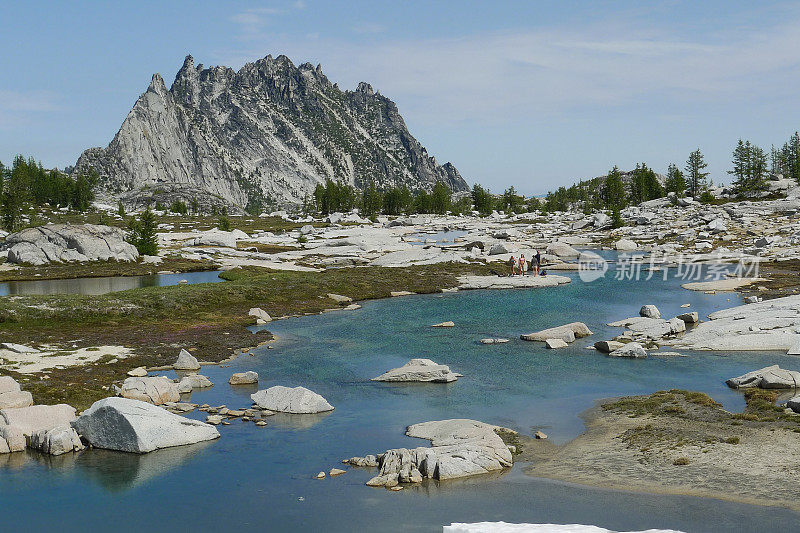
[75,54,468,212]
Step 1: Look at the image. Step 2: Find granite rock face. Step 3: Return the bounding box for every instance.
[71,397,220,453]
[75,54,468,211]
[4,224,139,265]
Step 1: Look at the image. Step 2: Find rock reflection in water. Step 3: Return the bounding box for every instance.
[0,441,214,492]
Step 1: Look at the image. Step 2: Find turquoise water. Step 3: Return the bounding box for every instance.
[2,270,800,532]
[409,230,469,245]
[0,270,224,296]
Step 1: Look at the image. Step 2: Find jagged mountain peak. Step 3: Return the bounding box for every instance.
[75,53,468,212]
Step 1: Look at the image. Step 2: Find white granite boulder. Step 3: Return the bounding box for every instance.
[372,359,460,383]
[667,296,800,351]
[71,397,220,453]
[347,419,513,486]
[248,307,272,323]
[174,349,201,371]
[177,374,213,393]
[639,305,661,319]
[608,342,648,358]
[0,376,33,409]
[520,322,593,343]
[0,404,77,436]
[29,425,84,455]
[725,365,800,389]
[0,425,26,453]
[546,241,580,258]
[250,386,334,414]
[614,239,638,251]
[120,376,180,405]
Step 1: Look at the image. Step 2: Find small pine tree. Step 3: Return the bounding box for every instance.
[127,207,159,256]
[611,207,624,228]
[471,184,493,216]
[217,215,231,231]
[665,163,687,196]
[685,149,709,198]
[430,181,452,214]
[602,166,626,209]
[117,200,126,217]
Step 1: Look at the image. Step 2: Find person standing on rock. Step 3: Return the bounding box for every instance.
[519,254,527,276]
[508,255,517,276]
[534,250,541,276]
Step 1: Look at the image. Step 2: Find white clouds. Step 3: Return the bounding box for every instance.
[230,2,308,37]
[0,91,58,129]
[217,14,800,127]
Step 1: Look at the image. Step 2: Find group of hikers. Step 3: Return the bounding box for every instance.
[508,251,544,276]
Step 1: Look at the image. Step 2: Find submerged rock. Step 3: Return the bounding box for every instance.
[520,322,593,343]
[250,386,334,414]
[479,338,510,345]
[545,338,569,349]
[372,358,460,383]
[432,321,455,328]
[229,371,259,385]
[174,349,201,371]
[120,376,180,405]
[71,397,220,453]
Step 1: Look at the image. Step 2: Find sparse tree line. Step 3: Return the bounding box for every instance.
[542,132,800,214]
[307,179,541,218]
[0,155,97,231]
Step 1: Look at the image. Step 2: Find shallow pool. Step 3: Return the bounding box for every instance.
[0,270,225,296]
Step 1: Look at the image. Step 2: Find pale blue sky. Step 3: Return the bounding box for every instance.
[2,1,800,194]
